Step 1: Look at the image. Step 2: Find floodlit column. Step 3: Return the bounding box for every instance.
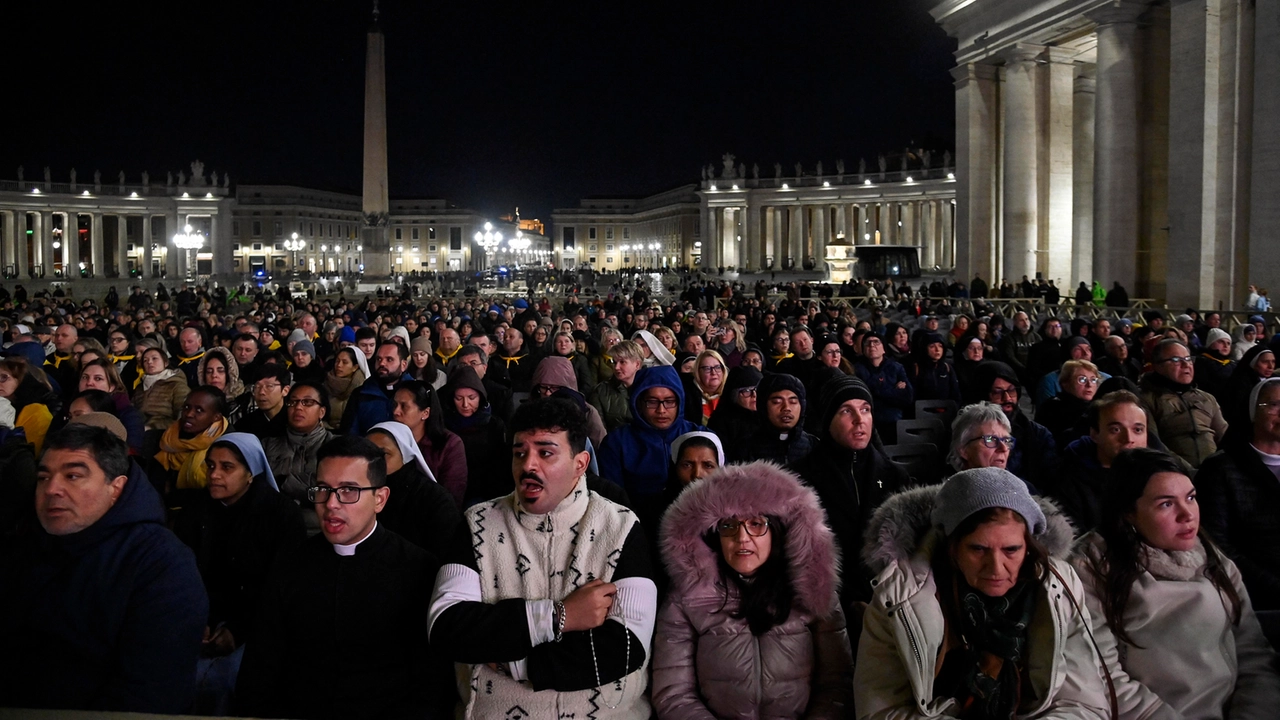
[902,202,916,253]
[116,215,129,277]
[1043,47,1075,282]
[1251,0,1280,298]
[1089,1,1144,291]
[1,211,13,272]
[951,62,1000,281]
[942,201,955,269]
[799,206,810,264]
[65,213,80,279]
[763,207,775,265]
[166,214,180,279]
[720,208,736,269]
[921,202,936,269]
[1000,44,1041,284]
[702,205,718,269]
[812,205,827,264]
[38,212,52,277]
[212,212,233,278]
[1072,67,1097,287]
[745,204,762,270]
[843,204,856,243]
[788,206,803,267]
[142,215,153,278]
[91,213,104,278]
[878,204,890,245]
[16,212,30,277]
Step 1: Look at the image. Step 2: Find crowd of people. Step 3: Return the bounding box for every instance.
[1,277,1279,719]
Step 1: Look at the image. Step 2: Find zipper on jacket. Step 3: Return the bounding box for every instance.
[896,606,923,671]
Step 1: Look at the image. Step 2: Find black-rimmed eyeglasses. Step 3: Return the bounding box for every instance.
[306,485,383,504]
[717,518,770,537]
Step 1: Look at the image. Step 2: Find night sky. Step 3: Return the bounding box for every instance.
[5,1,957,220]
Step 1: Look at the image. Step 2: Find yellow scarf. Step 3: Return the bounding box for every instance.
[110,353,135,364]
[268,340,281,351]
[436,346,460,364]
[501,354,525,367]
[178,351,205,366]
[154,416,229,489]
[772,352,794,362]
[46,353,72,369]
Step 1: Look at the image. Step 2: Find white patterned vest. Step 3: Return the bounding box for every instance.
[462,475,649,719]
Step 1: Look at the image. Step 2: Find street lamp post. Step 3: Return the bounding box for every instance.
[508,230,531,266]
[473,222,503,271]
[284,232,307,279]
[171,223,205,283]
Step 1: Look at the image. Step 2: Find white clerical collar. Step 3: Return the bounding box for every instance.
[333,522,378,556]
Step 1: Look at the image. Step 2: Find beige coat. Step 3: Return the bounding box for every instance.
[1072,534,1280,720]
[854,486,1110,720]
[134,371,191,430]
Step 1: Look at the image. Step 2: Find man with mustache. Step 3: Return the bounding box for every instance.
[430,398,656,718]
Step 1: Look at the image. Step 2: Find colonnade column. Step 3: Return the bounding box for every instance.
[951,62,1000,282]
[91,213,104,278]
[812,205,827,268]
[65,213,80,279]
[116,215,129,277]
[142,215,153,279]
[1072,67,1096,287]
[16,212,30,277]
[788,206,802,268]
[902,202,917,255]
[763,208,775,267]
[702,206,718,270]
[942,201,955,270]
[1,212,13,273]
[745,205,762,271]
[843,204,856,244]
[38,212,52,277]
[921,202,936,269]
[1249,0,1280,297]
[166,213,180,279]
[1000,44,1041,284]
[878,204,891,245]
[719,208,736,269]
[1044,47,1076,283]
[1088,1,1143,291]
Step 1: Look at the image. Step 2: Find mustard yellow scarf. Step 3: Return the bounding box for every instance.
[154,417,229,490]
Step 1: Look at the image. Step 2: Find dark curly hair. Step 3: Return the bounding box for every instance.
[508,397,589,455]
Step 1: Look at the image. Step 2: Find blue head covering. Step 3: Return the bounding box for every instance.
[211,432,278,491]
[602,365,700,497]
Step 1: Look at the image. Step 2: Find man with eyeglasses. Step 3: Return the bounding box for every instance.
[237,436,447,719]
[234,365,291,439]
[599,365,700,530]
[854,334,914,440]
[263,381,334,534]
[431,397,655,718]
[973,360,1058,485]
[1139,338,1227,469]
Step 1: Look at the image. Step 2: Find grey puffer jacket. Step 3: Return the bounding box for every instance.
[653,461,854,720]
[855,485,1111,720]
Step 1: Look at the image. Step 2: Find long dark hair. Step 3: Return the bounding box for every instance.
[393,379,448,445]
[707,515,794,635]
[931,506,1051,625]
[1094,447,1241,646]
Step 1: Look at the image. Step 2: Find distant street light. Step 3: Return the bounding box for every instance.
[172,223,205,282]
[284,232,307,278]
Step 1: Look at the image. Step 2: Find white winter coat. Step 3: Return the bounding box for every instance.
[1072,533,1280,720]
[854,485,1111,720]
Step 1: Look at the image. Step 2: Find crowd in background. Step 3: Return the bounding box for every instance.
[2,275,1279,719]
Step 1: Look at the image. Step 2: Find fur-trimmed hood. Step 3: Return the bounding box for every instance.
[659,461,839,616]
[861,484,1077,575]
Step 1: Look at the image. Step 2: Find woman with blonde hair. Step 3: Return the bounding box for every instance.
[710,320,746,368]
[688,349,728,425]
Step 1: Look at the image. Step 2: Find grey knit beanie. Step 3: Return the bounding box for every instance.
[931,467,1046,537]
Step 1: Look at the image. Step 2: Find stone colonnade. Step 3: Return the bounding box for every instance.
[700,187,956,273]
[944,0,1278,308]
[0,200,232,281]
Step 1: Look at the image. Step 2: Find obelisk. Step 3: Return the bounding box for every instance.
[360,0,391,276]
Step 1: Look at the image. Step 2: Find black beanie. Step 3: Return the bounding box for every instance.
[756,372,808,424]
[818,374,874,432]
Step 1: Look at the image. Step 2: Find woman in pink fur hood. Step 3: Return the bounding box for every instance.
[651,461,854,719]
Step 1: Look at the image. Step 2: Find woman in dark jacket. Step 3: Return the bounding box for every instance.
[441,365,511,506]
[390,380,469,507]
[171,433,305,714]
[1223,344,1275,439]
[910,331,962,406]
[366,421,459,558]
[706,365,762,462]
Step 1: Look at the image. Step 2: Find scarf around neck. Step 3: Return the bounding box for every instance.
[141,368,179,391]
[952,578,1036,720]
[155,416,230,489]
[1141,538,1208,581]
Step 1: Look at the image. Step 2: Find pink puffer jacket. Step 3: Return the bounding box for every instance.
[652,462,854,719]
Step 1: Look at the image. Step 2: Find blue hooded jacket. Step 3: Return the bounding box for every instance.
[0,459,208,712]
[598,365,700,498]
